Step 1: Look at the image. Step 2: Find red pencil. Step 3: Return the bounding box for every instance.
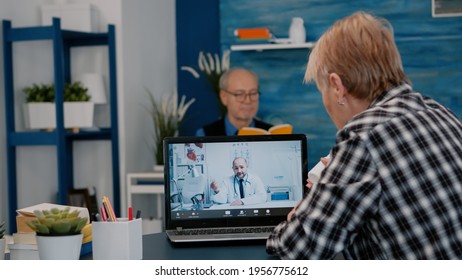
[128,207,133,221]
[100,206,108,222]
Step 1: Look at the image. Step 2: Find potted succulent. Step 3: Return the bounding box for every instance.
[23,81,93,130]
[147,89,195,166]
[0,221,5,260]
[26,207,87,260]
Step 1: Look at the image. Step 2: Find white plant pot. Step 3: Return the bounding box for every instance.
[23,103,55,129]
[0,238,5,260]
[64,102,94,128]
[24,102,94,129]
[36,234,82,260]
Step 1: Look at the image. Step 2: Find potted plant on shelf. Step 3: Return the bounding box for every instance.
[180,50,230,116]
[147,89,195,167]
[23,81,93,131]
[0,221,6,260]
[26,207,87,260]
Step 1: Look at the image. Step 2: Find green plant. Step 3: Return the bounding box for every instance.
[23,83,54,102]
[64,81,91,102]
[23,81,91,103]
[0,221,5,239]
[26,207,87,236]
[147,89,195,165]
[181,50,230,116]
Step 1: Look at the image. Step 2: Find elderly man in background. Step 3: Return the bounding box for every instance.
[196,67,273,136]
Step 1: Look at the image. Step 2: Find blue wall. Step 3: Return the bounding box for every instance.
[176,0,221,136]
[178,0,462,170]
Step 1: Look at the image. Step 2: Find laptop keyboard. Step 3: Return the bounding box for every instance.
[171,226,275,236]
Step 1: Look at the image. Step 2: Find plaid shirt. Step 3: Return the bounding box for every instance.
[267,83,462,259]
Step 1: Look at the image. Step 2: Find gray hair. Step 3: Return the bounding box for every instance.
[219,67,259,90]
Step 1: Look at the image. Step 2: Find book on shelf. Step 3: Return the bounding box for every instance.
[238,124,293,135]
[234,27,272,40]
[233,38,271,45]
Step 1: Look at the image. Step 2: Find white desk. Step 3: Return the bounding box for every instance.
[126,172,164,231]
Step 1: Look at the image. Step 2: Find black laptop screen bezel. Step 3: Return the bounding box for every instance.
[163,134,308,230]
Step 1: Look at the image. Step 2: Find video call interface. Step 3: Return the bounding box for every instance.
[167,140,304,220]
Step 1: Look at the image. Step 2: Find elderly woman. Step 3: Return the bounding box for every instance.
[267,11,462,259]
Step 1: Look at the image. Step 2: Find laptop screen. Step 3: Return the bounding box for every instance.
[163,134,308,230]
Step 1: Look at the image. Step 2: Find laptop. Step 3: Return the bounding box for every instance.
[163,134,308,243]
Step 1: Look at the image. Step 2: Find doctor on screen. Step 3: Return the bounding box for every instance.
[210,157,267,206]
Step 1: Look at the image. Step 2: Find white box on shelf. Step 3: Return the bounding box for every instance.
[41,3,98,32]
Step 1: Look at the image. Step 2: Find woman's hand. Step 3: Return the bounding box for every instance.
[306,156,330,189]
[294,156,332,221]
[320,156,330,166]
[306,178,313,189]
[287,200,302,221]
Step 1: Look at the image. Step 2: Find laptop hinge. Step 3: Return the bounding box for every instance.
[176,227,183,231]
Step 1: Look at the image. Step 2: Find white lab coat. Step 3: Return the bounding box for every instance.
[212,172,267,205]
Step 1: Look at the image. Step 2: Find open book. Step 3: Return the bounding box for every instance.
[238,124,293,135]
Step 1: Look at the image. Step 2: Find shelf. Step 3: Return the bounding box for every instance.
[130,185,164,194]
[230,42,315,52]
[126,172,164,195]
[4,24,110,46]
[8,129,113,146]
[126,172,165,220]
[128,172,164,179]
[3,18,120,233]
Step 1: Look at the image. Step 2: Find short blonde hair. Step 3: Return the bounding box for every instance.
[305,11,409,101]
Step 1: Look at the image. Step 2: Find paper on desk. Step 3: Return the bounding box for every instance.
[16,203,90,223]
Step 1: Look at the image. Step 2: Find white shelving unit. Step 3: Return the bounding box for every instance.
[230,42,315,51]
[126,172,164,234]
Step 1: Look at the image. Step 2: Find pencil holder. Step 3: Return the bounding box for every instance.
[92,218,142,260]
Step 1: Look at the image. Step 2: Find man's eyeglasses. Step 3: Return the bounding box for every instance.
[223,89,260,102]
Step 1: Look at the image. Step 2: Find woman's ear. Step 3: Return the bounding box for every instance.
[328,73,346,99]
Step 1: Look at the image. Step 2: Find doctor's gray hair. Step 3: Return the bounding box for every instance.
[232,157,248,166]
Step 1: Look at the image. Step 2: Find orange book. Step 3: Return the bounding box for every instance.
[234,28,272,39]
[238,124,293,135]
